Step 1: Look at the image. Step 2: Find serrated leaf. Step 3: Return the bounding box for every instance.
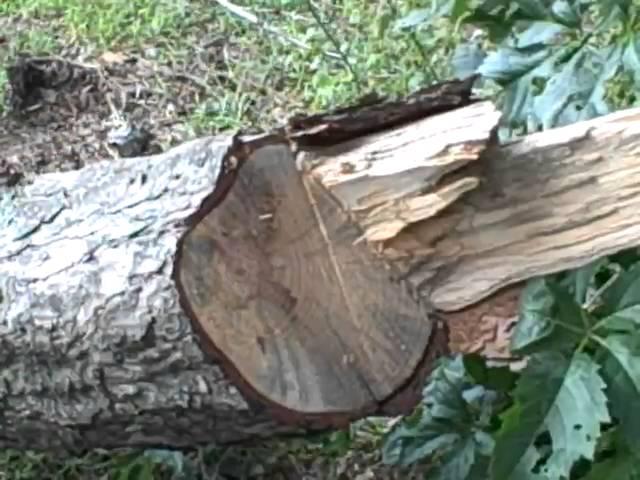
[491,352,610,480]
[382,357,499,473]
[533,47,600,129]
[598,334,640,447]
[571,44,619,120]
[488,44,568,131]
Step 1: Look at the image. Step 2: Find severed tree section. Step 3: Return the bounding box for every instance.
[3,77,640,452]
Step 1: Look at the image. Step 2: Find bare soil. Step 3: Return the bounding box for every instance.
[1,49,214,185]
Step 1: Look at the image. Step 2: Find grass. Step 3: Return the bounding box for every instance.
[0,0,457,477]
[0,0,461,129]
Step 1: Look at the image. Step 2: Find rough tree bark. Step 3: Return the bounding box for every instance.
[3,83,640,452]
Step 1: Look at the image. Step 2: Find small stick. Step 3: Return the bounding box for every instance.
[213,0,341,60]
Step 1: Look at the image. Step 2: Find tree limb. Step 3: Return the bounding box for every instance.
[3,95,640,452]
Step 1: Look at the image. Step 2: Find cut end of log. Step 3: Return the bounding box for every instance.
[172,136,449,428]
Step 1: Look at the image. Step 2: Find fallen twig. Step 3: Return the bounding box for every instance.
[213,0,342,61]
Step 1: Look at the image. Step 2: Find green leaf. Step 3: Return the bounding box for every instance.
[491,352,610,480]
[472,0,637,135]
[466,452,493,480]
[511,278,585,355]
[582,447,640,480]
[546,279,590,332]
[513,0,549,20]
[601,0,632,17]
[598,334,640,447]
[478,43,551,85]
[394,0,453,30]
[491,43,569,132]
[601,263,640,314]
[599,305,640,333]
[452,41,486,79]
[622,36,640,93]
[382,356,499,476]
[515,21,568,48]
[560,257,609,305]
[511,278,556,353]
[532,42,613,129]
[430,435,478,480]
[550,0,580,27]
[463,353,518,392]
[567,43,622,123]
[143,449,186,474]
[451,0,471,20]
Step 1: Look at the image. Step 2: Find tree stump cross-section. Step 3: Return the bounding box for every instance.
[175,142,446,426]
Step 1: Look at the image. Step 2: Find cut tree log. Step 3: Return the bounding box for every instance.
[3,83,640,452]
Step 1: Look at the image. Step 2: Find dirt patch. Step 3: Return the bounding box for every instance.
[0,23,266,186]
[0,52,183,185]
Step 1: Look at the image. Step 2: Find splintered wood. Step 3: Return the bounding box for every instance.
[298,104,640,313]
[301,101,501,243]
[384,108,640,312]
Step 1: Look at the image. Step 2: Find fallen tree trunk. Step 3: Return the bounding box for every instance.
[3,84,640,452]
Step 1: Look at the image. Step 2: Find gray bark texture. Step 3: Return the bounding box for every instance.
[4,93,640,453]
[0,136,302,453]
[0,76,479,453]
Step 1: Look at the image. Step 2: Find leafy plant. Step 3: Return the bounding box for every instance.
[382,355,506,478]
[395,0,640,138]
[383,255,640,479]
[383,3,640,477]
